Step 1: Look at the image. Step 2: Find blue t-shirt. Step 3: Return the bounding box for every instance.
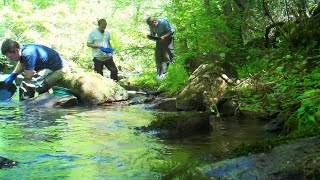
[20,44,67,71]
[149,18,174,37]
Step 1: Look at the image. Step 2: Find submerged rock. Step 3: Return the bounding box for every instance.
[23,92,78,108]
[145,97,177,111]
[138,111,212,139]
[0,156,17,169]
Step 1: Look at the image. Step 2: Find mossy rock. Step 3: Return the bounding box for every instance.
[61,72,128,105]
[140,111,211,139]
[176,62,238,111]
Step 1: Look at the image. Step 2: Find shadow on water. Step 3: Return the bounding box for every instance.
[0,96,276,179]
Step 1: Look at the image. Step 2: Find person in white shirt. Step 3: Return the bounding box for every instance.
[87,19,118,81]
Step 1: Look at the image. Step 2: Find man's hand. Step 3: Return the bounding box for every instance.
[4,73,18,84]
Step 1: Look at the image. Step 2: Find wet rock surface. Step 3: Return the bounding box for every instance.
[201,135,320,179]
[137,111,212,139]
[23,92,78,108]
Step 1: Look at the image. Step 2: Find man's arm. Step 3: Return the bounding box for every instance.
[13,58,34,79]
[87,32,99,49]
[160,20,174,40]
[13,62,25,74]
[3,62,24,84]
[160,32,174,39]
[87,42,99,49]
[24,69,35,79]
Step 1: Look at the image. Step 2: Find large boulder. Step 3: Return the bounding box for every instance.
[61,72,128,105]
[176,61,238,111]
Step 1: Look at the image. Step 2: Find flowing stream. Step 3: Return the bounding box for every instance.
[0,79,275,179]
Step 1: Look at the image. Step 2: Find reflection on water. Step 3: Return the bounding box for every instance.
[0,98,275,179]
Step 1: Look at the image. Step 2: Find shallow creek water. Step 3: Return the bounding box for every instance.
[0,86,275,179]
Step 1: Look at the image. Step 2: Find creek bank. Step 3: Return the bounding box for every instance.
[129,61,275,140]
[128,57,320,178]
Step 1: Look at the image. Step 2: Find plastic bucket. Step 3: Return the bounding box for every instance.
[0,81,17,100]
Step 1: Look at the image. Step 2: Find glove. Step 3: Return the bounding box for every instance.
[98,47,115,53]
[4,73,18,84]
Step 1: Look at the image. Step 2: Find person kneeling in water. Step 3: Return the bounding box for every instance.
[1,39,70,100]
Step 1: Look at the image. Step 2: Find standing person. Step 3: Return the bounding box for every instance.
[87,19,118,81]
[1,39,70,100]
[146,16,174,79]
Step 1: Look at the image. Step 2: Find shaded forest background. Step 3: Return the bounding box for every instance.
[0,0,320,136]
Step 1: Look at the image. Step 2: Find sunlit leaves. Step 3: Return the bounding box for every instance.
[170,0,231,54]
[159,63,189,95]
[296,89,320,130]
[275,66,284,74]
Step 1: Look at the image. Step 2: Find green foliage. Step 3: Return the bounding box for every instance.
[123,61,188,95]
[273,66,320,133]
[234,87,264,112]
[170,0,233,56]
[236,51,320,135]
[30,0,53,9]
[296,90,320,129]
[158,63,189,96]
[237,57,270,78]
[0,0,172,73]
[124,71,160,90]
[232,139,276,156]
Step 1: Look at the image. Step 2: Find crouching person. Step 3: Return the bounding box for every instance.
[1,39,69,100]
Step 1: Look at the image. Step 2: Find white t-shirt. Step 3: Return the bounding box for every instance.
[87,28,112,59]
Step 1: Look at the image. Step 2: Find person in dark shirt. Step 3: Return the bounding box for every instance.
[1,39,70,100]
[146,16,174,79]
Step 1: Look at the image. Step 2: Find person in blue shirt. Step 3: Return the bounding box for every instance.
[146,16,174,79]
[1,39,70,100]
